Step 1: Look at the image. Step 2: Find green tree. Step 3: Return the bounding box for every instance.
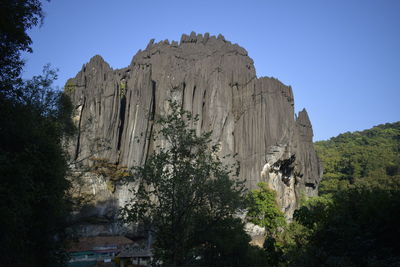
[0,0,46,94]
[0,1,74,266]
[0,66,74,267]
[190,217,269,267]
[268,122,400,266]
[291,184,400,266]
[315,122,400,194]
[245,182,286,265]
[246,182,286,234]
[120,101,248,266]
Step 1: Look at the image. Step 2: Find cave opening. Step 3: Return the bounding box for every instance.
[272,154,296,186]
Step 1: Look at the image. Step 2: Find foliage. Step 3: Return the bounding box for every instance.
[90,158,130,193]
[121,100,248,266]
[258,122,400,266]
[0,66,74,266]
[293,194,334,230]
[315,122,400,194]
[190,217,269,267]
[246,182,286,233]
[290,182,400,266]
[272,122,400,266]
[0,1,74,266]
[245,183,318,265]
[0,0,47,94]
[91,158,130,181]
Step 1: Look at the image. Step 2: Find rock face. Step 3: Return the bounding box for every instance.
[66,32,322,235]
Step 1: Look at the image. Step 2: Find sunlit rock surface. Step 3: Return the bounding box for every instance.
[65,32,322,235]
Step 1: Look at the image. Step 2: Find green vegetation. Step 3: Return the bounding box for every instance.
[0,0,45,94]
[0,1,75,266]
[245,182,290,265]
[246,182,286,234]
[270,122,400,266]
[0,67,74,267]
[232,122,400,266]
[315,122,400,193]
[64,79,77,94]
[91,158,130,193]
[2,0,399,265]
[119,79,127,96]
[291,182,400,266]
[121,101,270,266]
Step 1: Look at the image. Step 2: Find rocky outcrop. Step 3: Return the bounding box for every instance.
[260,109,321,218]
[65,32,322,234]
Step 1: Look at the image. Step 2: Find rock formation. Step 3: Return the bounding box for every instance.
[65,32,322,235]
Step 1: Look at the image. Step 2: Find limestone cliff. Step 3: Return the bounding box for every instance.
[66,32,322,235]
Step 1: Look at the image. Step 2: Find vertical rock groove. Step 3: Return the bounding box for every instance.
[74,96,86,161]
[151,80,156,121]
[144,79,157,165]
[117,96,126,151]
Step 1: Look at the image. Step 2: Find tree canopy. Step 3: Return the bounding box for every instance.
[272,122,400,266]
[120,101,269,266]
[0,65,74,267]
[246,182,286,234]
[0,1,74,266]
[315,122,400,193]
[0,0,46,94]
[234,122,400,266]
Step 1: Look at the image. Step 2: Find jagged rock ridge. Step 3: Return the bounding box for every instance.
[66,32,322,235]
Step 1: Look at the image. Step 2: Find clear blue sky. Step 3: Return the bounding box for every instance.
[22,0,400,141]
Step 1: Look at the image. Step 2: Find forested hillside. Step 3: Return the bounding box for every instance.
[274,122,400,266]
[315,122,400,193]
